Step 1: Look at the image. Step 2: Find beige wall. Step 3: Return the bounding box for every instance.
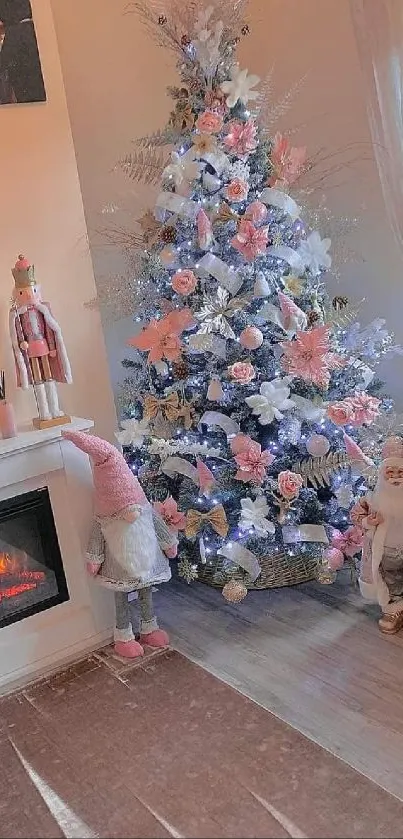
[0,0,116,439]
[51,0,403,404]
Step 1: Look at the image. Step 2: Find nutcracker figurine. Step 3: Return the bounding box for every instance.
[9,255,72,429]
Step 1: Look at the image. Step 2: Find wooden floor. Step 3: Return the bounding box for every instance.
[155,570,403,802]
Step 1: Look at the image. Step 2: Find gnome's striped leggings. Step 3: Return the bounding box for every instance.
[114,587,158,640]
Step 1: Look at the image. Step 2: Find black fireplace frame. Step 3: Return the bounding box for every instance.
[0,487,69,629]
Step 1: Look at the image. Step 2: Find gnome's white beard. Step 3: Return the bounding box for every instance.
[100,508,156,579]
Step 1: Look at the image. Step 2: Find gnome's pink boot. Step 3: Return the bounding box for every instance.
[139,628,169,648]
[114,638,144,658]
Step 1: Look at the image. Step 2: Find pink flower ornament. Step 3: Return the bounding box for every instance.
[171,269,197,296]
[227,361,256,384]
[230,434,274,485]
[281,325,340,389]
[277,470,304,500]
[128,308,194,364]
[331,526,363,558]
[225,178,249,203]
[348,393,381,426]
[153,497,186,533]
[269,132,306,189]
[223,119,258,157]
[231,219,269,261]
[196,110,223,134]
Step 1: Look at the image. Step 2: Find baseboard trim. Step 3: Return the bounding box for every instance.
[0,629,113,697]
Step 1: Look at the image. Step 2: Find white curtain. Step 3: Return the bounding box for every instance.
[350,0,403,258]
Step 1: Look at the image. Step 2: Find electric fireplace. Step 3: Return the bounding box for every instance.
[0,487,69,629]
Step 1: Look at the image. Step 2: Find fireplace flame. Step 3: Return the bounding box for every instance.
[0,552,19,575]
[0,551,46,600]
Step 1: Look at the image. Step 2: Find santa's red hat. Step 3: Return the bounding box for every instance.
[62,430,146,516]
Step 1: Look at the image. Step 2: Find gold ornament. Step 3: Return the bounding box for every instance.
[332,295,349,311]
[179,397,197,430]
[178,558,198,583]
[143,392,181,423]
[315,564,337,585]
[283,275,304,297]
[137,210,163,246]
[185,505,229,539]
[160,225,177,244]
[169,100,195,132]
[215,202,239,225]
[222,580,248,602]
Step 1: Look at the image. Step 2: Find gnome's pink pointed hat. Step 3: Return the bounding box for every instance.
[62,430,146,516]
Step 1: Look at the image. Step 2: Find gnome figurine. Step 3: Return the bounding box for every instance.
[9,255,72,428]
[351,436,403,634]
[62,430,177,658]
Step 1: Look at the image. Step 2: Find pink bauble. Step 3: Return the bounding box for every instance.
[306,434,330,457]
[239,326,264,350]
[324,547,344,571]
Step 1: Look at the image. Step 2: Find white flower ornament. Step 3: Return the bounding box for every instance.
[246,378,295,425]
[162,151,201,194]
[221,65,260,108]
[115,418,150,449]
[297,231,332,276]
[239,497,275,536]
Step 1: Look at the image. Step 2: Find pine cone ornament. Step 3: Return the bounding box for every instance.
[181,33,191,47]
[158,15,167,25]
[160,226,177,244]
[241,24,250,35]
[222,580,248,602]
[307,310,320,327]
[332,295,348,311]
[172,358,189,380]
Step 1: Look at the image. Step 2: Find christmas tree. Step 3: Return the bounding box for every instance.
[114,1,402,601]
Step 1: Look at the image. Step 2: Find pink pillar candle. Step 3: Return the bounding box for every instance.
[0,401,17,439]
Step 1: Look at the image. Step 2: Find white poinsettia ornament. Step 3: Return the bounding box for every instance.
[239,497,275,536]
[115,418,150,448]
[221,65,260,108]
[162,151,201,195]
[335,485,354,509]
[246,378,295,425]
[298,231,332,276]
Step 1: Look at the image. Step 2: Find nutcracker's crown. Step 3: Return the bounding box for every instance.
[11,255,35,288]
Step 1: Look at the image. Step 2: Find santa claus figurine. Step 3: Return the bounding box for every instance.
[351,436,403,634]
[9,255,72,428]
[62,429,177,658]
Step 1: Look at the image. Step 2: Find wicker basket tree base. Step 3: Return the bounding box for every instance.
[197,551,318,591]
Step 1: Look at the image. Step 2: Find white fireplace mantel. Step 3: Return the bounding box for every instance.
[0,418,114,695]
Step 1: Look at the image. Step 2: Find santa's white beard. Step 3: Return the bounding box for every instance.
[372,462,403,520]
[100,508,157,579]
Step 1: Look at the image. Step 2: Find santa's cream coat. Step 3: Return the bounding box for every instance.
[359,456,403,614]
